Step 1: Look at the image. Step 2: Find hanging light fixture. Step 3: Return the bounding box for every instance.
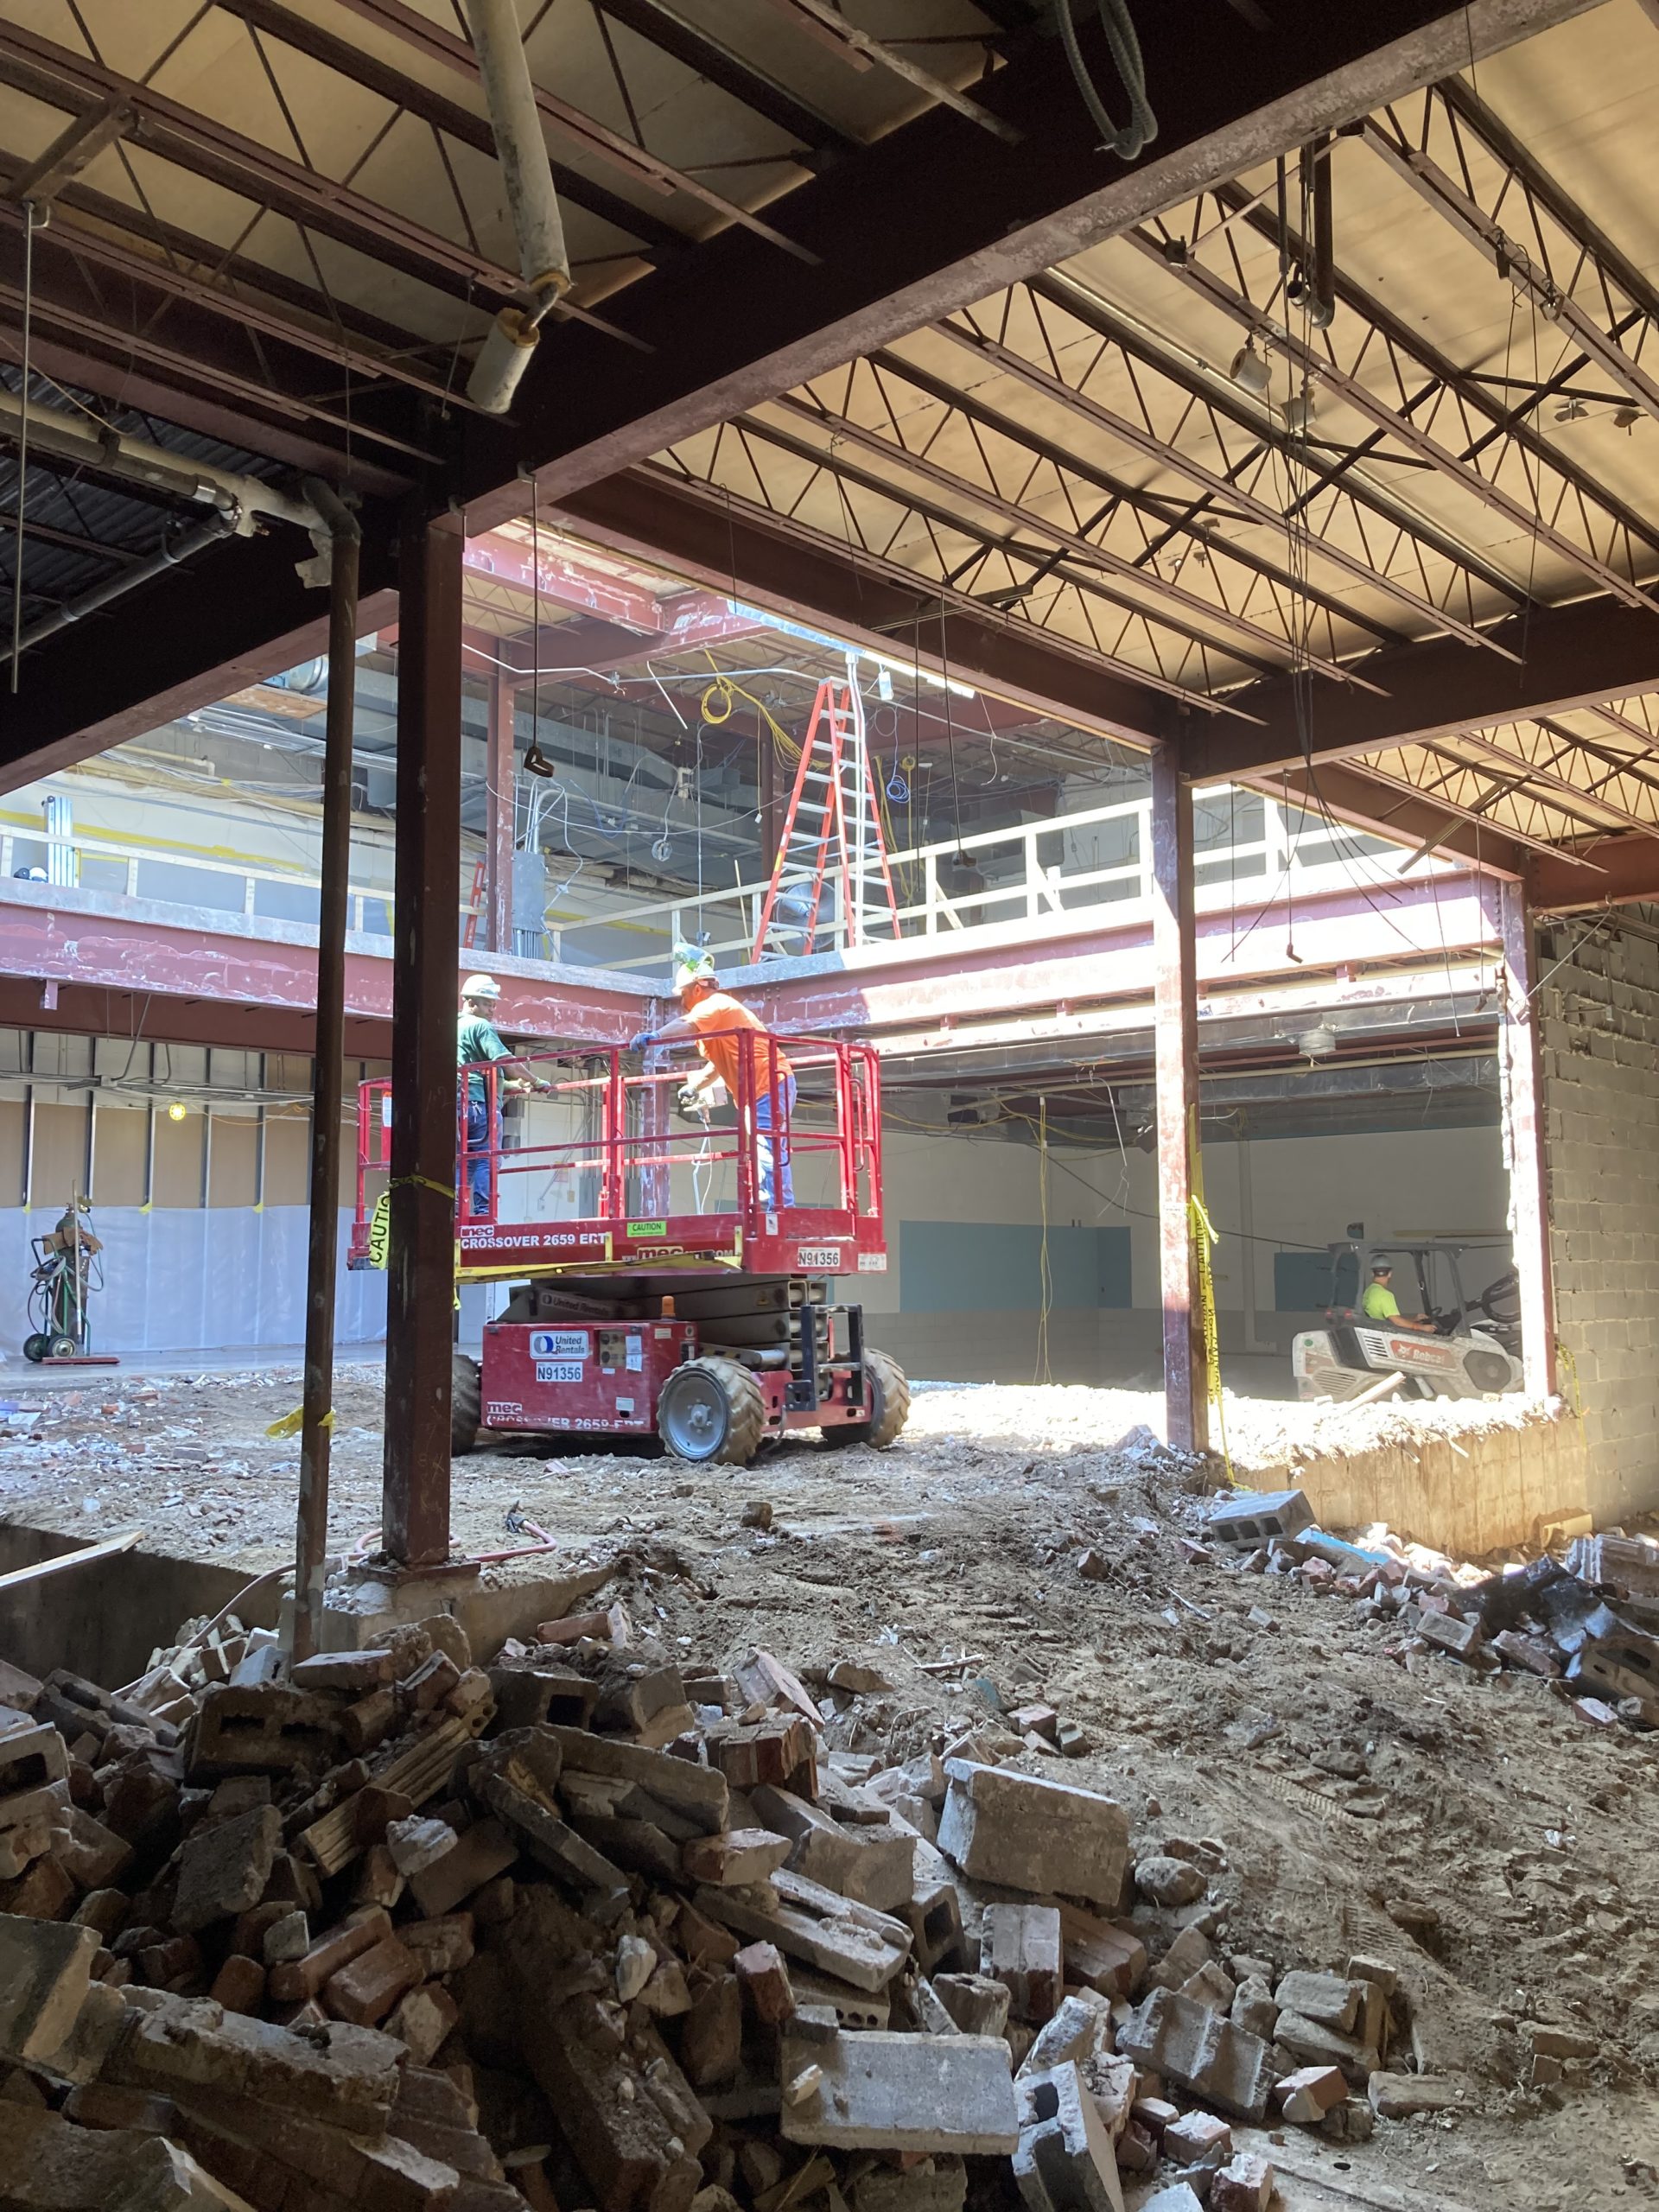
[1230,340,1270,397]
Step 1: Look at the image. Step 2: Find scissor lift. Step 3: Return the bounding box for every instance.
[350,1030,908,1465]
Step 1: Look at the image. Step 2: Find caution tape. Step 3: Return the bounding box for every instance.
[1186,1106,1234,1483]
[266,1407,334,1440]
[366,1190,391,1270]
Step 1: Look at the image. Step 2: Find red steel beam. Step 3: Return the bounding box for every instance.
[0,866,1506,1049]
[383,514,463,1570]
[1151,745,1206,1453]
[1527,833,1659,913]
[1187,596,1659,785]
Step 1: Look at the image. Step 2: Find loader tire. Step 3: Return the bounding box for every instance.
[821,1347,910,1451]
[658,1356,766,1466]
[452,1353,482,1456]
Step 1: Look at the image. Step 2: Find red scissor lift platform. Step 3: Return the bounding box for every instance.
[351,1031,907,1465]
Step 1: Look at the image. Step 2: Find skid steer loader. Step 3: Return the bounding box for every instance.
[1292,1230,1523,1402]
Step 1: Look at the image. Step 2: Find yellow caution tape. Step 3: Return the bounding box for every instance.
[266,1407,334,1439]
[367,1190,391,1270]
[1186,1105,1234,1484]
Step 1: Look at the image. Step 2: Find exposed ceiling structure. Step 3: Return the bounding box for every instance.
[5,0,1656,921]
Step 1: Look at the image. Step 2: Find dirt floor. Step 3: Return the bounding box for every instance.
[3,1367,1658,2209]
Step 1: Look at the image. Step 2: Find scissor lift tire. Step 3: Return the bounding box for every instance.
[452,1353,482,1457]
[658,1356,766,1466]
[821,1346,910,1451]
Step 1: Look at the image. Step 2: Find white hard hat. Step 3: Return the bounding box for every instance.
[461,973,502,1001]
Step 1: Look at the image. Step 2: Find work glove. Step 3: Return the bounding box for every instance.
[627,1031,655,1052]
[677,1084,709,1122]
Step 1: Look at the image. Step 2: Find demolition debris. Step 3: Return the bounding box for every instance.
[0,1555,1525,2212]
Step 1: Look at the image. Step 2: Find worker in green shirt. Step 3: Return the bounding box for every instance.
[457,974,550,1217]
[1360,1263,1436,1332]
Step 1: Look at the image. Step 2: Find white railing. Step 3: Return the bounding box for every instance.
[0,828,478,941]
[550,788,1453,973]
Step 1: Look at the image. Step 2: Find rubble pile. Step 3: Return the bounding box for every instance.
[1205,1491,1659,1732]
[0,1583,1472,2212]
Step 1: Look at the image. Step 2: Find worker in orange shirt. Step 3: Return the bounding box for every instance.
[639,945,796,1208]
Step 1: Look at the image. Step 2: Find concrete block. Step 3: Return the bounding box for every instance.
[682,1828,793,1888]
[925,1971,1002,2037]
[903,1876,969,1978]
[385,1816,457,1878]
[0,1911,99,2060]
[1116,1988,1274,2121]
[695,1868,911,1993]
[778,2027,1019,2154]
[0,2106,255,2209]
[1367,2072,1460,2119]
[543,1725,728,1833]
[108,1993,404,2133]
[321,1931,421,2025]
[751,1786,915,1913]
[398,1914,474,1980]
[1205,1489,1314,1548]
[1018,1992,1114,2080]
[1275,2064,1347,2124]
[385,1983,459,2067]
[1012,2062,1123,2212]
[1056,1905,1144,1999]
[267,1910,393,2003]
[1274,2008,1377,2086]
[1211,2152,1274,2212]
[1163,2111,1231,2164]
[982,1904,1064,2024]
[1271,1971,1360,2032]
[1135,2190,1203,2212]
[407,1818,517,1918]
[938,1764,1128,1906]
[173,1807,283,1936]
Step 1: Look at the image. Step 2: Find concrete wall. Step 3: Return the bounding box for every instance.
[1541,927,1659,1523]
[1238,1404,1589,1559]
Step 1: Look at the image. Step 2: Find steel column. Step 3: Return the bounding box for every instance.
[382,512,464,1569]
[294,487,359,1658]
[1151,742,1207,1452]
[1496,879,1558,1398]
[485,667,517,956]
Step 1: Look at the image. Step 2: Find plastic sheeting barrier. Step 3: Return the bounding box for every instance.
[0,1207,386,1357]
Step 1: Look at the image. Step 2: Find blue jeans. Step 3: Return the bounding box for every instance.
[462,1095,494,1217]
[753,1075,796,1210]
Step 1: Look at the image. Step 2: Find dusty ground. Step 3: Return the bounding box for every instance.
[3,1370,1657,2209]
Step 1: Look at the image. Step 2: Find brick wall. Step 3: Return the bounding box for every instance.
[1539,924,1659,1523]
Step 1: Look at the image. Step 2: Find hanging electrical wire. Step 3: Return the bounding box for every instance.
[1052,0,1157,162]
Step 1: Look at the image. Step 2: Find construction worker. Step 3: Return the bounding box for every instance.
[640,945,797,1209]
[1361,1262,1437,1332]
[457,975,550,1218]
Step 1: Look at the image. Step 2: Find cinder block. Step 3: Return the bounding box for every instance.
[1205,1489,1313,1548]
[1116,1987,1274,2122]
[938,1764,1128,1906]
[1012,2062,1123,2212]
[0,1913,100,2061]
[778,2027,1019,2154]
[174,1807,283,1935]
[982,1904,1063,2025]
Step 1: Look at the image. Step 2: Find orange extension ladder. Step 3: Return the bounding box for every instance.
[752,674,899,960]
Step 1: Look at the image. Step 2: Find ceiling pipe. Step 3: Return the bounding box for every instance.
[0,388,322,534]
[8,503,240,667]
[463,0,571,415]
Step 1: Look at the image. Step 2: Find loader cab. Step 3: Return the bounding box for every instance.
[1325,1231,1512,1337]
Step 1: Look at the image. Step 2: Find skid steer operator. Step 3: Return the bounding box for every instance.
[636,945,796,1209]
[457,974,551,1218]
[1361,1263,1437,1333]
